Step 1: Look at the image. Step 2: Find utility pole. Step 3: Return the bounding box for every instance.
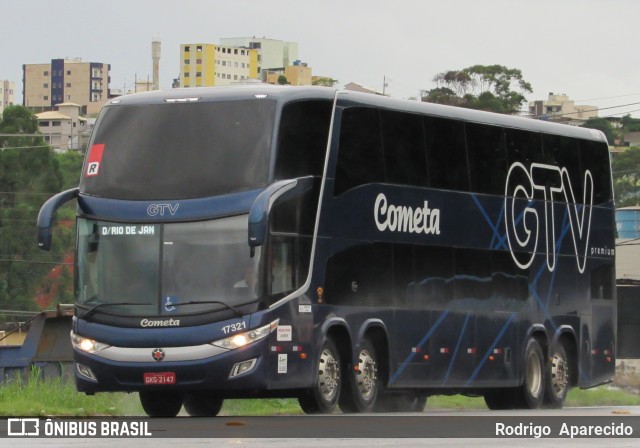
[383,76,388,95]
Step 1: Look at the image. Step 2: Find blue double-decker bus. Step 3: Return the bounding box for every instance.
[38,86,615,416]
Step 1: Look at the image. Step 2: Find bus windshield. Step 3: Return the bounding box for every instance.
[76,215,262,317]
[80,99,275,200]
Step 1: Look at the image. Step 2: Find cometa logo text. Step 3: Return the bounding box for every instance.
[140,318,181,328]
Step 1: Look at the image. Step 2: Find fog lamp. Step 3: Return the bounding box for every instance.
[230,358,258,378]
[76,363,98,382]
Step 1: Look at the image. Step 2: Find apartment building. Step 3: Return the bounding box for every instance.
[1,80,16,115]
[23,58,110,115]
[179,43,258,87]
[528,92,597,123]
[220,37,298,79]
[265,62,313,86]
[36,102,90,151]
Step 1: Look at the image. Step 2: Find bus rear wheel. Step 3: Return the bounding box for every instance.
[544,343,570,408]
[139,390,183,417]
[484,338,546,410]
[340,337,380,413]
[299,337,341,414]
[519,337,545,409]
[183,392,224,417]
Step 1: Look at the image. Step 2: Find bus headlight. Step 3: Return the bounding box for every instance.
[70,331,110,353]
[212,319,279,350]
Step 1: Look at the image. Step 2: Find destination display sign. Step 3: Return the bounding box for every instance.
[98,224,157,236]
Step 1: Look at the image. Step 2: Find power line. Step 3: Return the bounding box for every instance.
[0,258,72,266]
[0,145,52,150]
[574,92,640,103]
[600,108,640,118]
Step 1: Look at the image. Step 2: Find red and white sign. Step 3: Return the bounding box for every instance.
[85,144,105,177]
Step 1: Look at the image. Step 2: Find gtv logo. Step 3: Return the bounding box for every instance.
[504,162,593,273]
[147,203,179,216]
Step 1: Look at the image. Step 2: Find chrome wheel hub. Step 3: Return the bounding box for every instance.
[356,349,377,400]
[549,352,569,398]
[318,348,339,401]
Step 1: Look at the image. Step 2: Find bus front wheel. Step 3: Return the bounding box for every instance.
[299,337,341,414]
[139,390,183,417]
[340,337,380,413]
[183,392,224,417]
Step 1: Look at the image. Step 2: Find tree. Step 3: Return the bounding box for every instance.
[0,105,45,150]
[312,77,339,87]
[611,147,640,207]
[277,75,289,85]
[423,64,533,114]
[0,106,76,316]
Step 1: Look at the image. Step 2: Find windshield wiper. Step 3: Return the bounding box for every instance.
[168,300,244,317]
[80,302,154,320]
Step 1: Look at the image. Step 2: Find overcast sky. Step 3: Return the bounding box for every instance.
[2,0,639,116]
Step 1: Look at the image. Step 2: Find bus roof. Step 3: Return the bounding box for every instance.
[105,85,607,144]
[335,90,608,144]
[104,85,337,106]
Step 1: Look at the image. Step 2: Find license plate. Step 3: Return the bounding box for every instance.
[143,372,176,385]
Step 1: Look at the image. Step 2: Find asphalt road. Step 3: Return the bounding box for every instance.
[4,406,640,447]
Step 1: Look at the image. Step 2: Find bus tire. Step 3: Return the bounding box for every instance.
[139,390,183,417]
[484,388,519,410]
[183,392,224,417]
[298,337,341,414]
[339,337,380,413]
[520,337,545,409]
[544,343,570,408]
[374,392,427,412]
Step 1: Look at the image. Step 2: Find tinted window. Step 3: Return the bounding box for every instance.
[274,100,333,180]
[380,110,428,187]
[267,180,322,305]
[579,139,612,205]
[334,107,385,195]
[424,117,469,191]
[505,128,543,191]
[505,128,543,167]
[542,134,580,199]
[466,123,507,195]
[81,100,274,200]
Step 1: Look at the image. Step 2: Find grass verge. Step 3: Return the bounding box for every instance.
[1,371,639,417]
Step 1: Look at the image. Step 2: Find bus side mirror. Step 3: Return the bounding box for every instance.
[37,187,79,251]
[248,176,314,249]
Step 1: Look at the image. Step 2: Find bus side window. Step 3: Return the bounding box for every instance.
[270,238,295,297]
[542,134,579,195]
[505,128,544,164]
[334,107,385,196]
[579,139,612,205]
[380,110,428,187]
[466,123,507,196]
[424,116,469,191]
[274,100,333,180]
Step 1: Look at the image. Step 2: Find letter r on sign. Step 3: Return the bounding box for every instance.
[87,162,100,176]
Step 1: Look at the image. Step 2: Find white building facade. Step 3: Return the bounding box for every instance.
[0,80,16,114]
[220,37,298,79]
